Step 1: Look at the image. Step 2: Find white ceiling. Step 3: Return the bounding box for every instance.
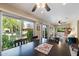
[8,3,79,24]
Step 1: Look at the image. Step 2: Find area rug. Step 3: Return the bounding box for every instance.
[35,43,53,54]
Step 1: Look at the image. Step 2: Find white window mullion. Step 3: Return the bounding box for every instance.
[0,11,3,55]
[20,20,23,39]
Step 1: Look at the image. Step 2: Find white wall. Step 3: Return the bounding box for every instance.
[70,17,77,38]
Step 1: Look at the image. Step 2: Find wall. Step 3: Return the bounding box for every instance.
[70,18,77,38]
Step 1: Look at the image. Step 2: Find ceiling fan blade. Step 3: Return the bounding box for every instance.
[32,4,37,12]
[45,3,51,11]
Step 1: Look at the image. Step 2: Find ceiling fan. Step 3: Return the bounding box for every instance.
[32,3,51,12]
[58,20,67,25]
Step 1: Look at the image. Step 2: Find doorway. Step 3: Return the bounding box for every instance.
[41,24,48,43]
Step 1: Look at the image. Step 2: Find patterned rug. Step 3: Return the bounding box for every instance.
[35,43,53,54]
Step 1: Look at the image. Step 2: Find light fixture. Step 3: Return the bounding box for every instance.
[36,3,41,8]
[36,3,45,8]
[58,20,62,25]
[32,3,51,12]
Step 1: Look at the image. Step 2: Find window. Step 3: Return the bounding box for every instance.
[2,16,21,50]
[2,16,34,51]
[57,27,65,32]
[22,21,34,42]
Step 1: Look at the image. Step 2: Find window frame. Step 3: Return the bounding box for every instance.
[0,11,35,52]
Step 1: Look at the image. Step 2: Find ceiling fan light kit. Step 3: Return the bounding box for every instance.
[32,3,51,12]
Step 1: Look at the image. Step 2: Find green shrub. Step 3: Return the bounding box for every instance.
[2,35,13,50]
